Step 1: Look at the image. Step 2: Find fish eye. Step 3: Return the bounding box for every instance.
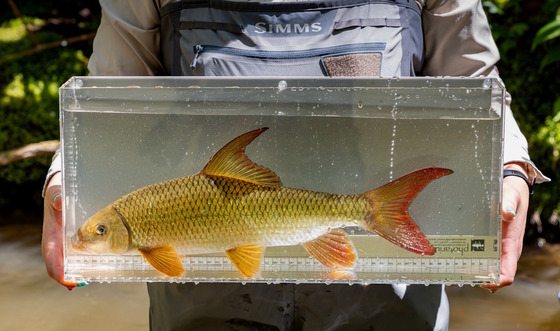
[95,224,107,235]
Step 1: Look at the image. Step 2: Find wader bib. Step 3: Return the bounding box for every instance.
[160,0,424,77]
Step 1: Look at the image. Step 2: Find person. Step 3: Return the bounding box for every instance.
[42,0,549,330]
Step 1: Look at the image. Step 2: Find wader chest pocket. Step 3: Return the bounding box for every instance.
[190,43,386,77]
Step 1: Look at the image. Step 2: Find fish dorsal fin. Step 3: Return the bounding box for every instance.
[201,128,282,187]
[138,245,184,278]
[302,229,357,270]
[225,244,265,278]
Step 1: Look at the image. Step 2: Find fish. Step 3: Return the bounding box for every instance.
[71,127,453,278]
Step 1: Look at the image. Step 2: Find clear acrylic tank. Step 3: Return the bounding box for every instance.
[60,77,505,285]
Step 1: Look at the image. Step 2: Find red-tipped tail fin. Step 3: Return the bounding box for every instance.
[361,167,453,255]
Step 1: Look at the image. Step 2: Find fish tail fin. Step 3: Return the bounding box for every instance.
[361,167,453,256]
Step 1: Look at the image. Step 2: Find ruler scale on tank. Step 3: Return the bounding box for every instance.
[71,128,453,278]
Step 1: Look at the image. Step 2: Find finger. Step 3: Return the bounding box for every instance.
[42,173,78,289]
[482,223,524,292]
[42,234,79,290]
[481,237,519,292]
[482,175,529,292]
[498,236,519,286]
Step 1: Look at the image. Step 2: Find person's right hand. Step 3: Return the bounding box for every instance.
[42,172,78,290]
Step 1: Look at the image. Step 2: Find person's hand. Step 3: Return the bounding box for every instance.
[42,172,79,290]
[483,163,530,292]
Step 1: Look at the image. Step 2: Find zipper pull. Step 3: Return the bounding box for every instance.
[190,45,203,70]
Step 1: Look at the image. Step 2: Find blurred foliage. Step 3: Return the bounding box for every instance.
[0,0,99,211]
[484,0,560,242]
[532,6,560,70]
[0,0,559,243]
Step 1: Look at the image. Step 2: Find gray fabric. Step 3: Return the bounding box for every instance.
[148,282,449,331]
[159,0,423,77]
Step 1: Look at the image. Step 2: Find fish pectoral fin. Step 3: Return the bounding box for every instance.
[225,244,264,278]
[138,245,184,278]
[201,128,282,187]
[302,229,357,270]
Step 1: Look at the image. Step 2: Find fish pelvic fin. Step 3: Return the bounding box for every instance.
[138,245,184,277]
[201,128,282,187]
[362,167,453,256]
[302,229,357,270]
[225,244,265,278]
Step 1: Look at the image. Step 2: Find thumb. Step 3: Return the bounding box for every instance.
[501,176,528,223]
[42,172,77,289]
[45,173,62,212]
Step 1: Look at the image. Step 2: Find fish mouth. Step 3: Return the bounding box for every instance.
[71,228,88,253]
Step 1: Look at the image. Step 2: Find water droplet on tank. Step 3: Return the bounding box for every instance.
[277,80,288,92]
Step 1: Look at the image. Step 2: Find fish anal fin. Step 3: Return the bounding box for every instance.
[325,270,357,281]
[302,229,357,270]
[138,245,184,278]
[225,244,265,278]
[201,128,282,187]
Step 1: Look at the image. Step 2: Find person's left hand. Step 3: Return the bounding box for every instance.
[483,163,530,292]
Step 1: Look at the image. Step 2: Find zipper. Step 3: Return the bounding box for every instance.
[190,43,386,69]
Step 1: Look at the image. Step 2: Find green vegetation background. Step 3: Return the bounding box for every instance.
[1,0,559,242]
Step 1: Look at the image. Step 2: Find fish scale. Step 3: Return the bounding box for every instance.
[113,174,367,253]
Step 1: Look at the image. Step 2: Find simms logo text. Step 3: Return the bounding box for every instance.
[254,22,322,34]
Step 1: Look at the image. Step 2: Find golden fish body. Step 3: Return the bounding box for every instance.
[72,128,452,278]
[114,174,367,253]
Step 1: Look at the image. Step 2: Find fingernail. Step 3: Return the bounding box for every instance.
[505,206,516,217]
[76,281,88,287]
[53,193,61,204]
